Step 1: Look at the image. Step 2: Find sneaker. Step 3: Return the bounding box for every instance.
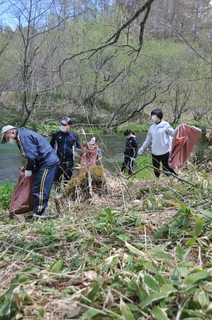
[33,212,58,221]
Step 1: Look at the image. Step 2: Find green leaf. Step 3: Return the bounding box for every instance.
[144,275,159,292]
[11,275,29,284]
[140,292,168,309]
[127,304,139,311]
[104,207,113,224]
[176,244,184,261]
[0,301,17,319]
[142,261,158,274]
[194,218,204,237]
[182,246,192,260]
[199,209,212,221]
[50,259,64,273]
[186,237,196,247]
[184,271,208,286]
[203,282,212,293]
[87,281,101,302]
[197,290,209,309]
[132,280,148,302]
[160,284,177,294]
[135,215,142,227]
[175,200,191,213]
[38,308,45,317]
[20,266,40,273]
[120,298,135,320]
[117,234,131,241]
[125,242,147,258]
[150,252,171,260]
[151,307,169,320]
[48,243,55,253]
[82,307,106,319]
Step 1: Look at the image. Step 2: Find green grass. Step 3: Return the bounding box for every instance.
[134,154,153,180]
[0,164,212,319]
[0,182,14,210]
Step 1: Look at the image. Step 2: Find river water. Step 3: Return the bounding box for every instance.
[0,132,147,184]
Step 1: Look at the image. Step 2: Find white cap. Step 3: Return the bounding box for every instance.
[89,137,96,145]
[1,125,17,144]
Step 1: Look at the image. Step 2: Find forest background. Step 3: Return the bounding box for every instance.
[0,0,212,132]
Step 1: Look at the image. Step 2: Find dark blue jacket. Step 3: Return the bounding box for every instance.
[50,130,81,163]
[16,128,59,171]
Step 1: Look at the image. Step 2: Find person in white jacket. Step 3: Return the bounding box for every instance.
[138,109,178,178]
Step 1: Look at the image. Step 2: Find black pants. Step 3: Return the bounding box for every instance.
[54,160,74,183]
[152,152,177,178]
[121,156,135,175]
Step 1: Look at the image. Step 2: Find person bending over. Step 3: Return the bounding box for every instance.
[1,125,59,219]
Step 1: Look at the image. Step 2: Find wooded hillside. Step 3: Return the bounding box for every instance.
[0,0,211,129]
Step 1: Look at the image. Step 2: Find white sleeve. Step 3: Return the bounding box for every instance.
[138,130,152,154]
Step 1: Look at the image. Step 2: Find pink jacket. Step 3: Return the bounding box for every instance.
[168,123,201,169]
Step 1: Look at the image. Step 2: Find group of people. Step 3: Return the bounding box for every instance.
[0,117,101,220]
[121,108,178,178]
[1,108,179,220]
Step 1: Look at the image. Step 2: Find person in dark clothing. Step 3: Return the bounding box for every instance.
[1,125,60,220]
[50,117,81,183]
[121,129,138,175]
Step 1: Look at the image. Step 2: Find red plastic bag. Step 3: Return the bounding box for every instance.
[9,173,35,215]
[168,124,201,169]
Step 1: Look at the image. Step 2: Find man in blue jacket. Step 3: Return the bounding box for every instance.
[1,125,60,220]
[50,117,81,184]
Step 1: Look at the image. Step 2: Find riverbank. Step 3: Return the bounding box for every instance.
[0,132,148,184]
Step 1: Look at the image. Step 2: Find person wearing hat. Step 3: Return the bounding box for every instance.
[50,116,81,184]
[1,125,60,220]
[88,137,102,164]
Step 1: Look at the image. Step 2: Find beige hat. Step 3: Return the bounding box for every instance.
[1,125,17,144]
[89,137,96,145]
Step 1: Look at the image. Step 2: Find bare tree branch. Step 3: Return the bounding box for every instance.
[59,0,155,75]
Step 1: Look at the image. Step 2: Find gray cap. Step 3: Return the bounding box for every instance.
[1,125,17,144]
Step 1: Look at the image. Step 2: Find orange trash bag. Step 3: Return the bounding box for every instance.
[9,172,35,215]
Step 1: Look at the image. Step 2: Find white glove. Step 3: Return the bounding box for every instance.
[25,170,32,177]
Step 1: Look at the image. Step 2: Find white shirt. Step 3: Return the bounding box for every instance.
[138,120,178,156]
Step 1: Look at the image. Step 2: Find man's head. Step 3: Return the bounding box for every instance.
[1,125,17,144]
[60,117,72,133]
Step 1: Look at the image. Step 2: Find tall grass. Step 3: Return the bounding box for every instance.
[0,182,13,210]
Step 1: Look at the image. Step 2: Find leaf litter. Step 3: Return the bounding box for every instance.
[0,166,212,319]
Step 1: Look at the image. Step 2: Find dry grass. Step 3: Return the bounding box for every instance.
[0,166,212,319]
